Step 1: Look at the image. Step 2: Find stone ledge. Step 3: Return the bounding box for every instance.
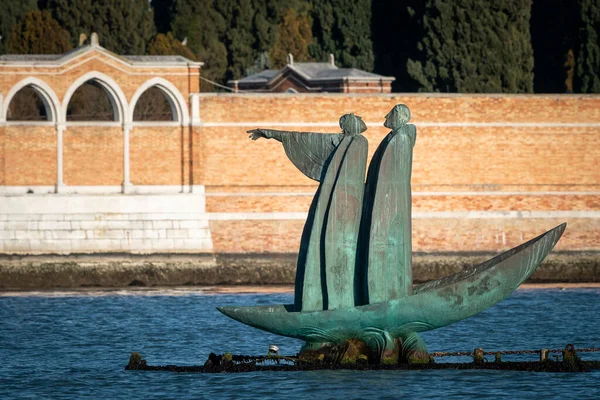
[0,252,598,289]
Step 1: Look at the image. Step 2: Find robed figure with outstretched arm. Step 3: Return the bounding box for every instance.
[248,114,368,312]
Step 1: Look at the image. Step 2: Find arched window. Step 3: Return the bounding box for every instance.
[66,80,117,121]
[7,85,50,121]
[285,88,299,93]
[133,87,175,121]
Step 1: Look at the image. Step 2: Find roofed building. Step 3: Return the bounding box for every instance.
[228,54,395,93]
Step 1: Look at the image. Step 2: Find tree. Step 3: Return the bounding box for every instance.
[171,0,228,84]
[7,10,72,54]
[372,1,424,92]
[407,0,533,93]
[575,0,600,93]
[151,0,175,33]
[217,0,257,80]
[270,8,314,68]
[311,0,374,70]
[0,0,38,54]
[47,0,155,55]
[148,32,196,60]
[407,0,534,93]
[530,0,579,93]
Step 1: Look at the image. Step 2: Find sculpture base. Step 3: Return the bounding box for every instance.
[298,333,430,365]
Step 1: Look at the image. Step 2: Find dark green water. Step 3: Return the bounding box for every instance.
[1,288,599,399]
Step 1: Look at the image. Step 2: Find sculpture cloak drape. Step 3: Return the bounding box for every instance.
[263,130,368,312]
[358,124,416,305]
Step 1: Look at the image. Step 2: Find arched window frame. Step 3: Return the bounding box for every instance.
[62,71,128,126]
[129,78,189,127]
[1,77,62,125]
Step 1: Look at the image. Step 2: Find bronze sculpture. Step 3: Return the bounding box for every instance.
[220,105,566,364]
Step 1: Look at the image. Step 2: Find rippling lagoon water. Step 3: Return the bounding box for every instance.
[1,288,600,399]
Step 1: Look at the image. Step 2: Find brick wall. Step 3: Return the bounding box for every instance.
[130,126,187,185]
[63,126,123,186]
[3,126,56,186]
[196,93,600,253]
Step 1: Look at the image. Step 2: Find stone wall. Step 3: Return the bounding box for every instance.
[0,194,211,253]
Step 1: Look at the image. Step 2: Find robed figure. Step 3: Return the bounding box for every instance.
[358,104,416,305]
[248,114,368,312]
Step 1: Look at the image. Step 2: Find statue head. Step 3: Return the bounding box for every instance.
[384,104,411,129]
[339,113,367,135]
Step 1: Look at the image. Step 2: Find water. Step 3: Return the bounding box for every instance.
[1,288,599,399]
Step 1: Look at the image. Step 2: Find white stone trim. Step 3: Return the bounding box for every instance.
[1,77,62,123]
[0,193,207,214]
[206,211,600,220]
[205,191,600,197]
[3,186,599,197]
[62,71,128,123]
[4,121,56,127]
[190,93,201,125]
[123,125,132,192]
[129,77,190,125]
[131,121,182,127]
[0,186,56,195]
[199,121,600,128]
[65,121,122,128]
[0,185,205,195]
[0,45,202,69]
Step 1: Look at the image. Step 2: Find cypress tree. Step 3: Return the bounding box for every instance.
[311,0,374,70]
[147,32,196,60]
[47,0,155,55]
[217,0,257,80]
[372,0,424,92]
[269,9,314,68]
[407,0,534,93]
[0,0,38,54]
[7,10,72,54]
[171,0,228,84]
[575,0,600,93]
[530,0,579,93]
[151,0,175,34]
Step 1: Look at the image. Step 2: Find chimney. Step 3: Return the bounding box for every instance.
[287,54,294,65]
[90,32,99,47]
[79,33,88,46]
[329,53,335,66]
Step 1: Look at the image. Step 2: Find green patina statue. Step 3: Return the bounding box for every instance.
[220,105,566,365]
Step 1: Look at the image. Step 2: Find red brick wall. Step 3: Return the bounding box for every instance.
[63,126,123,186]
[196,93,600,253]
[3,126,56,185]
[130,126,187,185]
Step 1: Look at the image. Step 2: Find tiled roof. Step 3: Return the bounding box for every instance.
[0,45,200,67]
[230,62,394,86]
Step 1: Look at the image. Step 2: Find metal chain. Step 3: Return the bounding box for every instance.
[431,347,600,357]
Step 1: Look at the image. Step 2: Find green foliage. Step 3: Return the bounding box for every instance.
[218,0,257,80]
[407,0,534,93]
[270,9,314,68]
[7,10,72,54]
[171,0,228,83]
[530,0,579,93]
[575,0,600,93]
[0,0,38,54]
[311,0,374,70]
[47,0,155,55]
[148,32,196,60]
[151,0,175,33]
[372,1,424,92]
